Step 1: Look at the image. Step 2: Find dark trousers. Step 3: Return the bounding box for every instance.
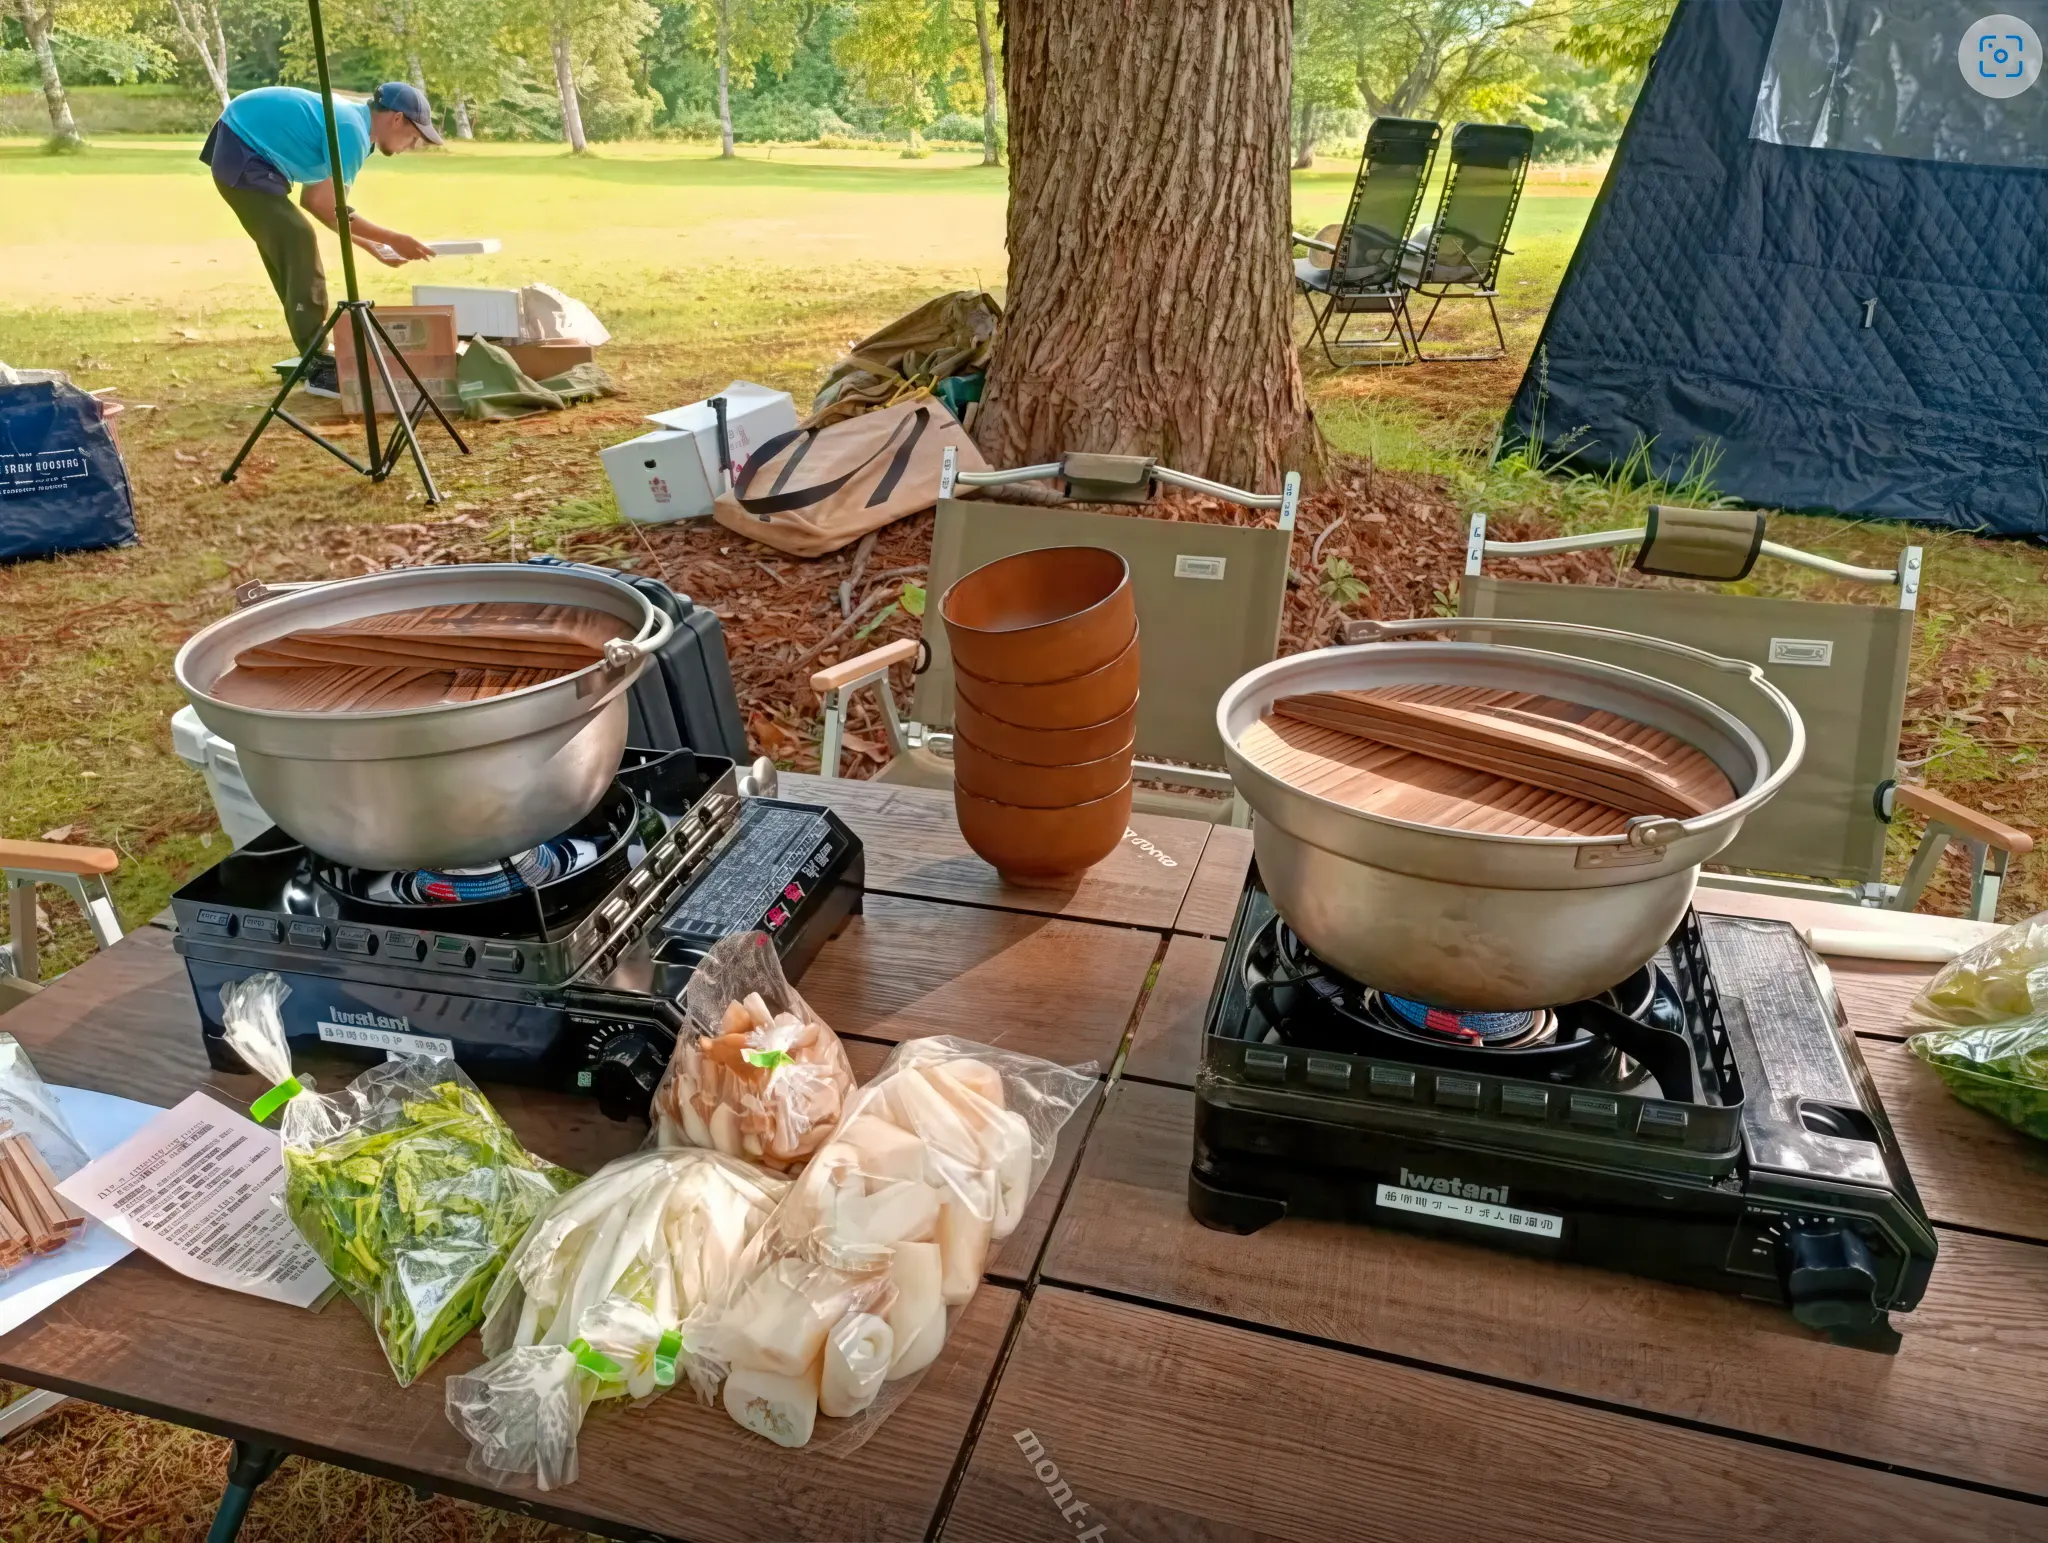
[215,180,330,357]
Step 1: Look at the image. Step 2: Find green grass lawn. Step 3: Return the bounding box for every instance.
[1,132,2045,1542]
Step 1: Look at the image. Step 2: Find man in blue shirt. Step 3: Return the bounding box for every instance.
[201,83,442,395]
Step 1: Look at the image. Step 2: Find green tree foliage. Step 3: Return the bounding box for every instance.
[833,0,980,153]
[1558,0,1673,71]
[688,0,800,155]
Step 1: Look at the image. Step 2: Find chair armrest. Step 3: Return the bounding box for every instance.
[810,637,920,696]
[1292,232,1336,254]
[0,839,120,877]
[1895,783,2034,855]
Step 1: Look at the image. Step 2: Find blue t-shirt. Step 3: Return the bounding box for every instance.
[219,87,372,187]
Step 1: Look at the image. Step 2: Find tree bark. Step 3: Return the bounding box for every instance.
[407,51,427,93]
[552,26,587,152]
[165,0,231,107]
[1292,100,1317,169]
[973,0,1000,166]
[716,0,735,158]
[979,0,1321,491]
[453,97,474,139]
[16,0,80,147]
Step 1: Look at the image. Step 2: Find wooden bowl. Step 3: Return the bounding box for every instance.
[952,692,1140,766]
[954,631,1140,730]
[940,546,1135,685]
[954,732,1135,809]
[954,780,1135,882]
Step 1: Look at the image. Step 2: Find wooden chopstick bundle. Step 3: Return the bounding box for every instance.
[0,1134,84,1262]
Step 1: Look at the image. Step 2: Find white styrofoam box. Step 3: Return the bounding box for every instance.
[643,381,797,492]
[411,284,523,339]
[601,430,718,524]
[171,706,275,848]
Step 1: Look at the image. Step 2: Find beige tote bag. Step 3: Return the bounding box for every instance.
[711,395,990,558]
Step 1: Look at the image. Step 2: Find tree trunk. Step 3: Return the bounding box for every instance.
[407,51,427,93]
[715,0,734,158]
[1292,101,1317,169]
[973,0,1000,166]
[166,0,231,107]
[552,26,587,152]
[17,0,81,148]
[453,98,474,139]
[208,2,230,105]
[979,0,1321,490]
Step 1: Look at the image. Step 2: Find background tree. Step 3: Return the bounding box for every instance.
[11,0,83,143]
[162,0,230,103]
[1290,0,1358,166]
[691,0,799,156]
[504,0,654,151]
[977,0,1317,489]
[834,0,980,154]
[1558,0,1673,70]
[969,0,995,164]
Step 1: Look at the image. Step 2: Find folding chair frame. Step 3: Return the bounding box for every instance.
[1294,120,1440,370]
[1405,123,1534,363]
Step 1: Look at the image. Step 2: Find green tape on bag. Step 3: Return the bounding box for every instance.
[250,1077,303,1122]
[653,1329,682,1388]
[568,1337,623,1380]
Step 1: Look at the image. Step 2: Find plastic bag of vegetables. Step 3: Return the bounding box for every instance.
[649,932,857,1173]
[689,1036,1095,1451]
[220,973,579,1386]
[445,1148,786,1490]
[1908,911,2048,1140]
[1910,912,2048,1028]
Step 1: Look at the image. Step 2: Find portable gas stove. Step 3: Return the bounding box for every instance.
[1191,874,1937,1342]
[172,749,862,1120]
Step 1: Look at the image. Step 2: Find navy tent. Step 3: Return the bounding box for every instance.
[1504,0,2048,536]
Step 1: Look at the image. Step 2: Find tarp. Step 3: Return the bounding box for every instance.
[457,338,614,421]
[1503,0,2048,537]
[809,289,1000,426]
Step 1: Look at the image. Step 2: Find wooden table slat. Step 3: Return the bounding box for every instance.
[781,773,1208,929]
[943,1286,2043,1543]
[1043,1080,2048,1500]
[1172,824,1252,938]
[1123,933,1222,1088]
[1862,1038,2048,1243]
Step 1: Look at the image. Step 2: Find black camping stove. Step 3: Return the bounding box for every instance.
[172,749,862,1121]
[1190,876,1937,1342]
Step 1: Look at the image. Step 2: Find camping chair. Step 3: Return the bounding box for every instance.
[0,837,125,1014]
[1399,122,1534,362]
[1424,507,2030,921]
[811,449,1301,823]
[1292,118,1442,368]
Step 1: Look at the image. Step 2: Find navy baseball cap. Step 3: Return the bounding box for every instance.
[373,81,444,144]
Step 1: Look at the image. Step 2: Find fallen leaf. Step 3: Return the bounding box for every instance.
[38,825,75,843]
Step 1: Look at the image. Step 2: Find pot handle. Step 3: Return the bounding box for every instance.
[1340,616,1807,847]
[603,602,677,672]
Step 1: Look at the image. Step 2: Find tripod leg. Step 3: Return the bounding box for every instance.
[341,306,385,474]
[222,307,346,483]
[360,313,444,503]
[366,310,468,455]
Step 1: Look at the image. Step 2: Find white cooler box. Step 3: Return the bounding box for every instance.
[171,706,274,848]
[601,381,796,524]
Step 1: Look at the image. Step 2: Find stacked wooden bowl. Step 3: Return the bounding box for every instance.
[942,547,1138,882]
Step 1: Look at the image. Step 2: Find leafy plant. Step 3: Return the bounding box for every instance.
[1317,555,1367,609]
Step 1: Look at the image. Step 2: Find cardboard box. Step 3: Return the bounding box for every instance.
[504,342,595,379]
[642,381,797,494]
[334,306,460,416]
[411,284,523,339]
[601,430,717,524]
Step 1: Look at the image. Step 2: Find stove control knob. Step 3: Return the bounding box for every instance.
[1775,1220,1881,1333]
[590,1031,666,1122]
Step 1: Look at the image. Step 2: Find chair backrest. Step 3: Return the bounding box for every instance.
[914,499,1294,767]
[1331,117,1441,291]
[1416,122,1534,289]
[1459,562,1916,887]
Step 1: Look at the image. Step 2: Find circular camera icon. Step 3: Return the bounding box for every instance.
[1962,14,2041,98]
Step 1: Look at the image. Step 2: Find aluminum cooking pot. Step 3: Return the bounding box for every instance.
[1218,617,1805,1009]
[175,564,674,870]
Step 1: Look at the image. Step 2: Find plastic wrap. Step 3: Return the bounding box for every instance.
[649,932,857,1173]
[0,1031,88,1180]
[447,1147,785,1490]
[1752,0,2048,168]
[1908,912,2048,1139]
[689,1036,1095,1451]
[221,972,579,1386]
